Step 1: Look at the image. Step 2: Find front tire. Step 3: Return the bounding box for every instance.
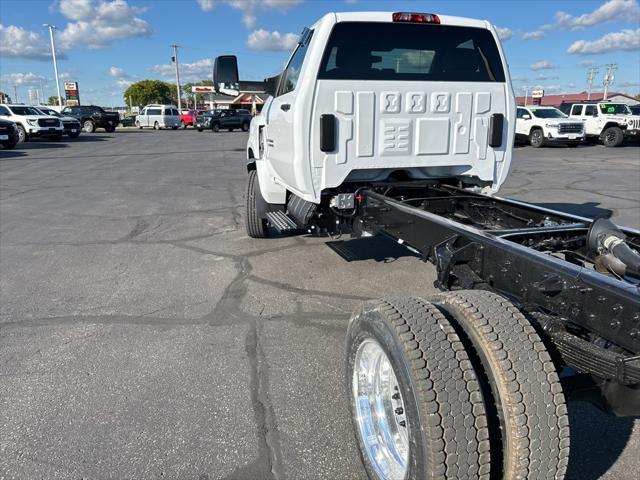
[601,126,624,147]
[212,123,220,132]
[434,291,569,480]
[347,297,490,480]
[83,120,95,133]
[16,124,27,143]
[136,120,142,129]
[180,120,186,129]
[154,121,160,130]
[529,128,545,148]
[245,170,268,238]
[242,122,250,132]
[1,137,18,149]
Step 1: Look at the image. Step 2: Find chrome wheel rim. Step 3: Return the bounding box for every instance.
[354,339,409,480]
[17,127,25,142]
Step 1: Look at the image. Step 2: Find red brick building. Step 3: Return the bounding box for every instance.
[516,91,639,108]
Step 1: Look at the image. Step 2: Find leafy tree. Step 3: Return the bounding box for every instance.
[123,80,174,107]
[181,79,214,107]
[48,95,64,105]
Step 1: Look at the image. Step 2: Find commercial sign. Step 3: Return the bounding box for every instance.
[64,81,80,106]
[531,89,544,99]
[191,86,216,93]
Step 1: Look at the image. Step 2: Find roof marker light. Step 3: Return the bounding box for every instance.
[392,12,440,24]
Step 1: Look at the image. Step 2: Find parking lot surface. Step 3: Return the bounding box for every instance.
[1,131,639,480]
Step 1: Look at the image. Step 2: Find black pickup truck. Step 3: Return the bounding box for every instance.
[61,105,120,133]
[207,109,252,132]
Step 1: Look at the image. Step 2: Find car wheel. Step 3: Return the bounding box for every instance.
[16,124,27,143]
[136,120,142,129]
[154,121,160,130]
[529,128,545,148]
[83,120,95,133]
[197,128,203,132]
[242,122,249,132]
[228,128,234,132]
[602,126,624,147]
[1,137,18,149]
[180,120,186,129]
[212,123,220,132]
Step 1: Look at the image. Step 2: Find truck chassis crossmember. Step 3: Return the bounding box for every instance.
[350,182,640,414]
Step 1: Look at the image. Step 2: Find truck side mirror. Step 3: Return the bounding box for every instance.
[213,55,239,96]
[263,74,280,97]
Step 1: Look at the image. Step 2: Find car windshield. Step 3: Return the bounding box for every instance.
[39,108,61,117]
[530,108,566,119]
[318,22,505,82]
[10,106,42,115]
[599,103,631,115]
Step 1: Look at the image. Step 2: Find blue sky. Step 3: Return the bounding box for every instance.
[1,0,639,106]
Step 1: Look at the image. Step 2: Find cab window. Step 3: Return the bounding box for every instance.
[570,105,582,116]
[278,29,313,96]
[516,108,529,119]
[0,106,10,116]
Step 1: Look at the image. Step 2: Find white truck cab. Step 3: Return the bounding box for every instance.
[515,106,584,147]
[214,11,515,237]
[565,102,640,147]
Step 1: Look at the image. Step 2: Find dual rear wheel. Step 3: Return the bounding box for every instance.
[347,292,569,480]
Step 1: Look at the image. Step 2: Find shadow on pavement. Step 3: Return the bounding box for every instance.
[566,401,635,480]
[0,149,29,159]
[534,201,612,220]
[326,235,419,263]
[67,135,110,142]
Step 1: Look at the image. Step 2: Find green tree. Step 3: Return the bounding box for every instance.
[123,80,174,107]
[181,79,214,107]
[48,95,63,105]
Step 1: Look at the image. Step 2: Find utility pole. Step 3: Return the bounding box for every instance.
[171,44,181,109]
[586,67,599,100]
[522,85,530,106]
[602,63,617,100]
[13,85,18,103]
[44,24,63,108]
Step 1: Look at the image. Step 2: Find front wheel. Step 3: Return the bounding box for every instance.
[602,126,624,147]
[136,120,142,129]
[529,128,545,148]
[347,297,490,480]
[153,121,160,130]
[1,137,18,149]
[171,126,178,130]
[245,170,269,238]
[16,124,27,143]
[83,120,95,133]
[180,120,186,129]
[197,128,203,132]
[242,122,249,132]
[212,123,220,132]
[105,125,116,133]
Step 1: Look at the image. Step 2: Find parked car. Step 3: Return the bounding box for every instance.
[136,104,180,130]
[515,106,584,147]
[36,106,82,139]
[120,114,137,127]
[61,105,120,133]
[194,111,218,131]
[179,109,208,129]
[0,117,19,149]
[209,109,252,132]
[560,102,640,147]
[0,104,64,142]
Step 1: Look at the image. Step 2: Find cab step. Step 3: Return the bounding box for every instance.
[266,211,298,233]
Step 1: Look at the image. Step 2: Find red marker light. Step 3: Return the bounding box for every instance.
[392,12,440,24]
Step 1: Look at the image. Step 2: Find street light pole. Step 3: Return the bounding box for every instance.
[171,44,181,109]
[44,24,63,108]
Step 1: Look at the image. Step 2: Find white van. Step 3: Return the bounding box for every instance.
[135,104,180,130]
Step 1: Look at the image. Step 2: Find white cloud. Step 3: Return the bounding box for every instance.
[617,80,640,88]
[530,60,557,70]
[535,84,563,92]
[536,74,560,81]
[247,29,299,51]
[496,27,513,42]
[554,0,640,30]
[580,60,596,67]
[0,24,56,60]
[109,66,127,78]
[116,79,133,88]
[151,58,214,81]
[196,0,303,29]
[58,0,152,49]
[0,72,47,87]
[522,30,545,40]
[568,28,640,54]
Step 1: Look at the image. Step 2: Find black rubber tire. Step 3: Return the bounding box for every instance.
[180,120,186,129]
[136,121,142,129]
[153,122,160,130]
[245,170,269,238]
[171,126,178,130]
[83,120,95,133]
[1,137,18,149]
[346,297,491,480]
[242,122,249,132]
[212,123,220,132]
[434,290,569,480]
[105,126,116,133]
[601,126,624,147]
[228,128,234,132]
[16,124,27,143]
[529,128,545,148]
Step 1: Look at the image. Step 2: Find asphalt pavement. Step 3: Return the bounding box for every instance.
[1,130,638,480]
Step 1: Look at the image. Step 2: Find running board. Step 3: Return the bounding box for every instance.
[266,211,298,233]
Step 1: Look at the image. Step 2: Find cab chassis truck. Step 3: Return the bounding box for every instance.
[213,11,640,480]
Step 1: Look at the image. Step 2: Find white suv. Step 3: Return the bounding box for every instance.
[516,106,584,147]
[565,102,640,147]
[0,104,64,142]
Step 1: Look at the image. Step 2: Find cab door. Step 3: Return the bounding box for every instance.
[515,108,531,138]
[583,105,600,134]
